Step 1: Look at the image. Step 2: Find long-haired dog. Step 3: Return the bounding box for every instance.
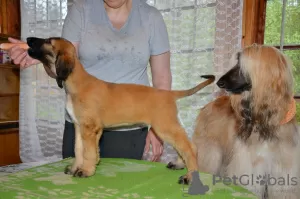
[194,45,299,198]
[168,45,299,198]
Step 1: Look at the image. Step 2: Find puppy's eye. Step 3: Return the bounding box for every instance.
[45,39,51,44]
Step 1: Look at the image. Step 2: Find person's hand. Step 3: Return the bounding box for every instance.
[144,128,164,162]
[7,37,39,69]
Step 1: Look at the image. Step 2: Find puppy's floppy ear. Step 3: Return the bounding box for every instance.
[55,52,74,89]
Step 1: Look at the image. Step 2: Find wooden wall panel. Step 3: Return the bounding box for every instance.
[0,96,19,121]
[0,0,2,33]
[0,67,20,95]
[0,66,20,122]
[242,0,267,47]
[0,0,21,166]
[0,0,20,36]
[6,0,21,37]
[0,129,21,166]
[0,0,8,35]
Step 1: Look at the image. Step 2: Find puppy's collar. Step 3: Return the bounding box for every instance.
[280,98,296,125]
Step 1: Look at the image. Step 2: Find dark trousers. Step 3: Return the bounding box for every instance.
[62,120,148,160]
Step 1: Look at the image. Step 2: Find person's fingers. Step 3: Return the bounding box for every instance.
[152,143,162,162]
[144,136,150,155]
[159,145,164,156]
[151,151,157,162]
[145,129,164,162]
[155,144,163,162]
[19,56,28,68]
[8,37,23,44]
[9,46,25,60]
[19,55,39,69]
[13,51,27,65]
[158,146,163,159]
[7,45,20,57]
[150,145,156,161]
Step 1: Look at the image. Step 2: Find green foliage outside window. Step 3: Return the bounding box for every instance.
[264,0,300,95]
[297,103,300,123]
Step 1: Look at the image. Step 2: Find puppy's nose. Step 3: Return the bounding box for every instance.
[27,37,37,47]
[217,80,226,88]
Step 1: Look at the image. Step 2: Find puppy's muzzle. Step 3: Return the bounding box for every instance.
[27,37,45,48]
[27,37,47,59]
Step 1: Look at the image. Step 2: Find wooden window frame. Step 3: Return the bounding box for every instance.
[242,0,300,100]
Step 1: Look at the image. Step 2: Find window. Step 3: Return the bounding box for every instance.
[146,0,218,95]
[27,0,68,122]
[264,0,300,96]
[243,0,300,97]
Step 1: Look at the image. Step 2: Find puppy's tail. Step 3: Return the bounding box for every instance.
[172,75,215,99]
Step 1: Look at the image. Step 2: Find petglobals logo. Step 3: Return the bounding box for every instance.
[212,174,298,186]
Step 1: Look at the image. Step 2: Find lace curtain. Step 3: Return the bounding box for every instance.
[19,0,243,164]
[19,0,68,163]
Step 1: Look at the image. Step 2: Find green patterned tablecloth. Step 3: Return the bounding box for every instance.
[0,158,257,199]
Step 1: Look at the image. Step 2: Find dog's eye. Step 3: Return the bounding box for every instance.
[45,39,51,44]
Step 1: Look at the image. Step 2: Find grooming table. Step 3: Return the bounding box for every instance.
[0,158,257,198]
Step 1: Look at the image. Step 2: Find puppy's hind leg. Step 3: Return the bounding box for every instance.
[167,156,185,170]
[167,142,197,170]
[152,123,198,185]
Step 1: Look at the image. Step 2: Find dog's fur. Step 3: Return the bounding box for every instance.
[26,36,215,184]
[188,45,300,198]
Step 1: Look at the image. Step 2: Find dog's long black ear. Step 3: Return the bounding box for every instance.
[55,52,74,89]
[56,78,64,89]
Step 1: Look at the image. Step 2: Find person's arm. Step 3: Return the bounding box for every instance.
[143,7,172,162]
[150,51,172,90]
[144,51,172,162]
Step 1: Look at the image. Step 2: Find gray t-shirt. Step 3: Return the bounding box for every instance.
[61,0,170,129]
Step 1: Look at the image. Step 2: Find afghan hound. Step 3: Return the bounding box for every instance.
[167,45,300,198]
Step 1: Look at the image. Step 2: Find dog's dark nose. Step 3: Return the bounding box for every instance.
[217,80,226,88]
[27,37,45,48]
[27,37,37,47]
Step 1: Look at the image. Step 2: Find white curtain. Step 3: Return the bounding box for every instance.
[19,0,68,163]
[18,0,244,164]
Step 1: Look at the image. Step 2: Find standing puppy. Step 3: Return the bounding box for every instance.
[191,45,300,198]
[26,36,215,184]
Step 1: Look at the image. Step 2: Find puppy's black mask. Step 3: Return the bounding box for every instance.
[27,37,74,89]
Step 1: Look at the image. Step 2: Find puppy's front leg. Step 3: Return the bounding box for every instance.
[64,123,83,175]
[96,129,103,165]
[73,125,100,177]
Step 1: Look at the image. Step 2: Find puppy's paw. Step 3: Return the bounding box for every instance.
[166,161,185,170]
[178,175,190,185]
[96,158,101,166]
[64,165,77,175]
[73,168,95,178]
